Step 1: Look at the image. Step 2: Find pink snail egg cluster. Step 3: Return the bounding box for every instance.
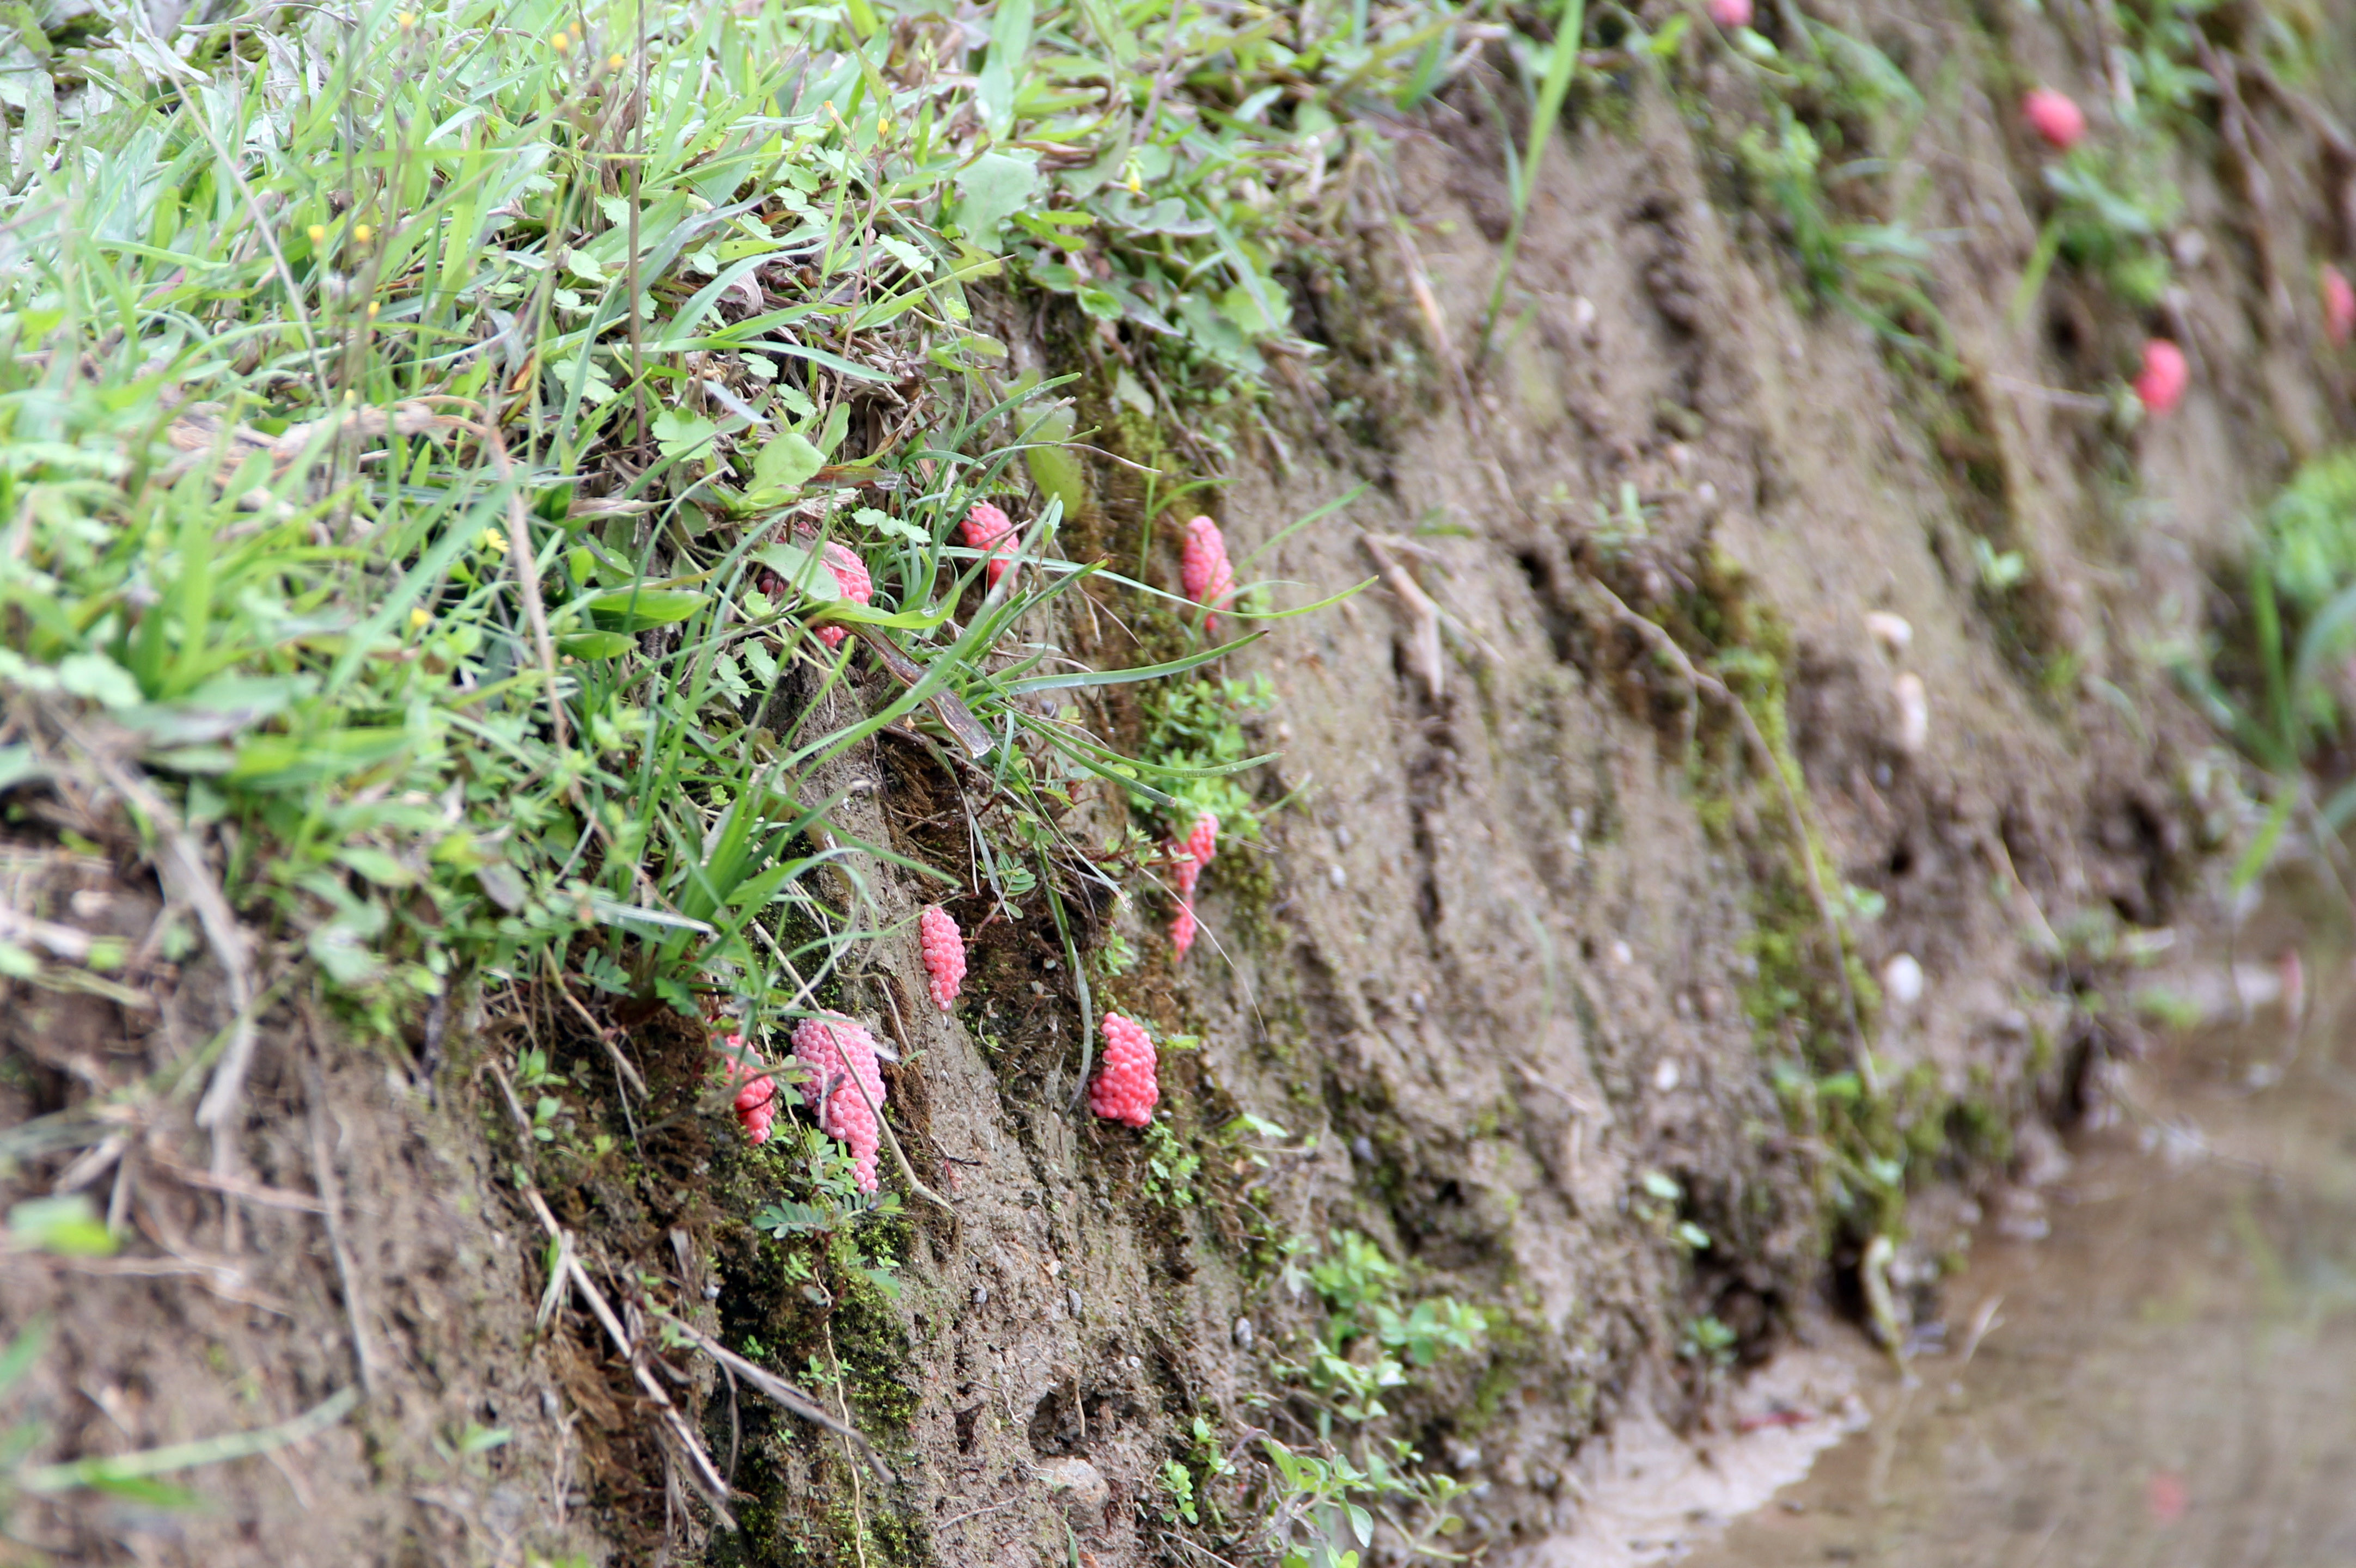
[2022,87,2086,150]
[1089,1012,1159,1127]
[722,1037,778,1146]
[962,500,1016,590]
[2326,265,2355,348]
[753,534,871,648]
[813,542,871,650]
[1168,810,1218,960]
[919,904,966,1010]
[2135,339,2188,415]
[1180,515,1235,632]
[792,1013,887,1192]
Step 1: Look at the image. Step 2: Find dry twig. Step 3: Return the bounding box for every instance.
[62,732,260,1138]
[1358,535,1446,702]
[553,975,650,1100]
[865,978,956,1215]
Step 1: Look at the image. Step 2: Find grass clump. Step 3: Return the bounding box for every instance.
[0,0,1498,1037]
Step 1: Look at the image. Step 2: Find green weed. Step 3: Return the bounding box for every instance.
[1734,103,1955,377]
[1254,1433,1472,1568]
[2172,447,2356,909]
[2012,146,2183,321]
[1132,673,1279,837]
[1478,0,1587,362]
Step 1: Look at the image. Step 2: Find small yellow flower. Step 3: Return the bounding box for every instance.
[481,528,509,553]
[395,10,414,27]
[608,52,626,70]
[551,28,570,50]
[876,117,890,139]
[308,223,327,243]
[409,607,432,629]
[352,223,373,243]
[365,301,380,318]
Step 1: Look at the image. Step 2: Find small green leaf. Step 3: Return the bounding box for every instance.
[56,652,142,710]
[308,920,387,987]
[652,409,719,462]
[456,1424,512,1456]
[876,236,933,275]
[854,505,929,544]
[753,542,843,602]
[754,431,825,493]
[336,847,416,887]
[474,863,527,911]
[559,630,633,660]
[585,589,709,630]
[9,1195,117,1257]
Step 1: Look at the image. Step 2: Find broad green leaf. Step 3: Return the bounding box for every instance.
[978,0,1034,135]
[954,154,1040,252]
[336,847,416,887]
[652,409,719,462]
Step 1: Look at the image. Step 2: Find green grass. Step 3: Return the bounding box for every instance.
[0,0,1481,1059]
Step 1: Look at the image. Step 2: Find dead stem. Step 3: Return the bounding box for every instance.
[1358,534,1446,702]
[64,731,258,1140]
[865,978,957,1215]
[480,422,571,754]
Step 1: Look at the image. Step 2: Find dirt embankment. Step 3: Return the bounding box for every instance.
[7,1,2354,1564]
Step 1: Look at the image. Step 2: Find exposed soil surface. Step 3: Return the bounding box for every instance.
[8,2,2356,1564]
